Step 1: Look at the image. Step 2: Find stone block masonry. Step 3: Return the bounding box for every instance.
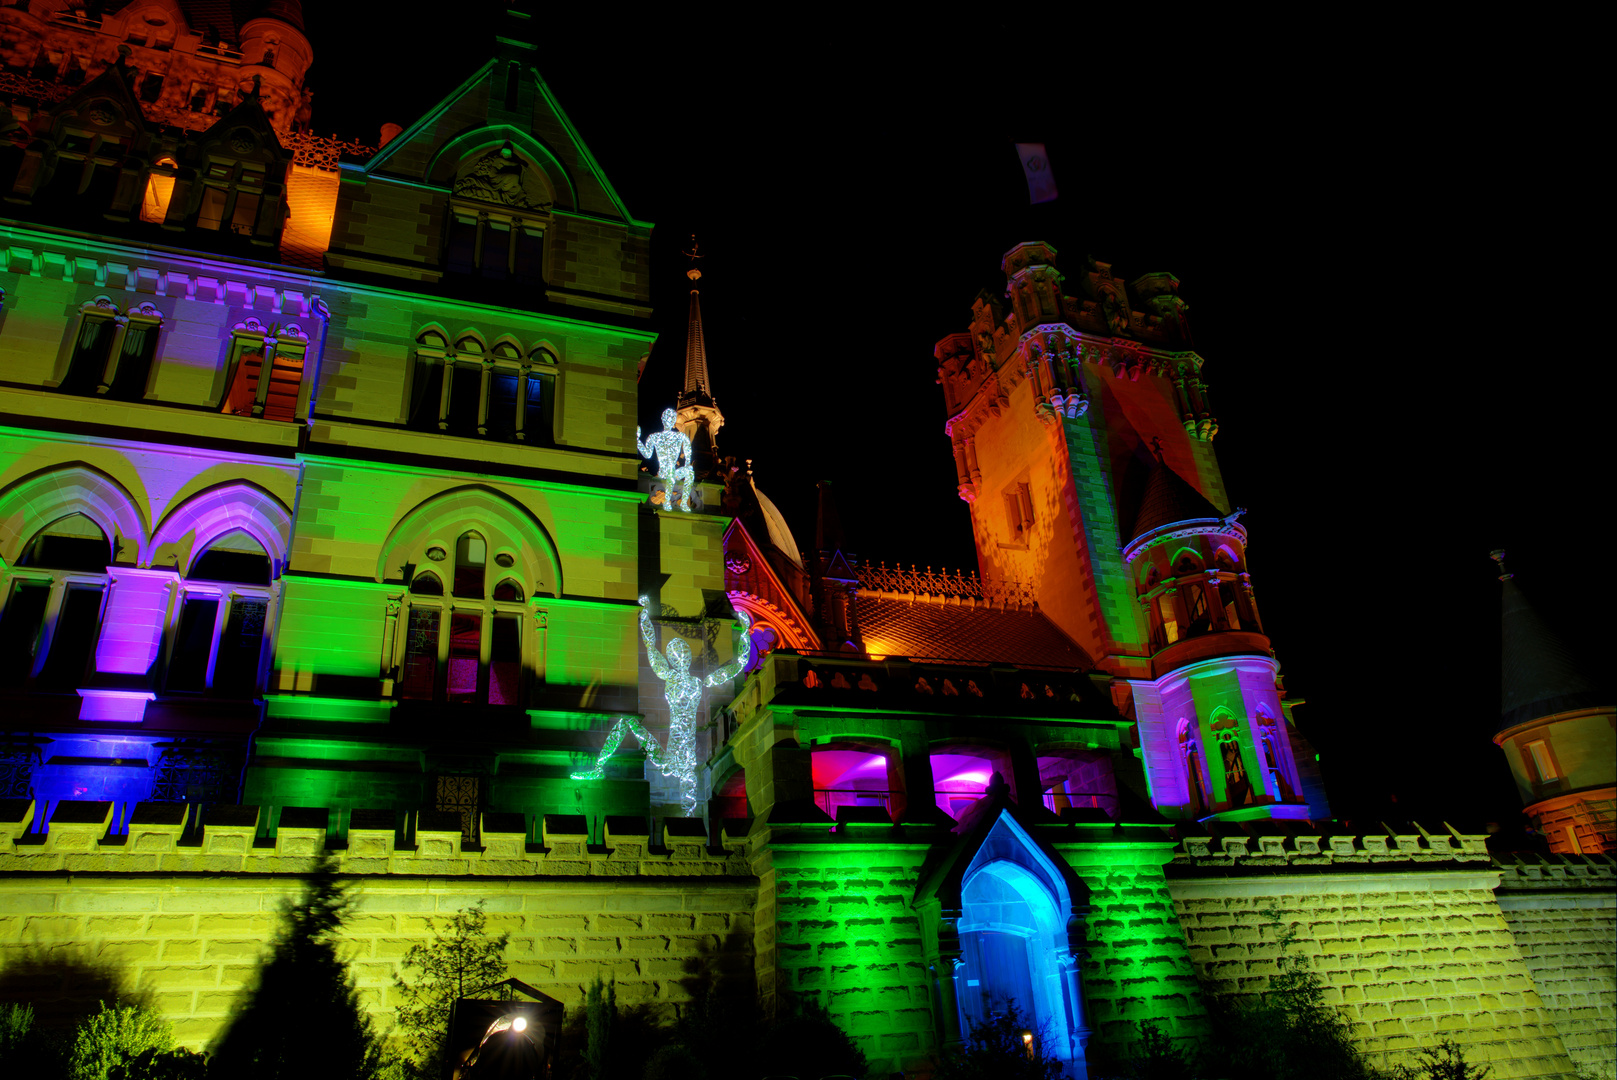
[1496,856,1616,1079]
[1167,833,1617,1080]
[763,843,936,1078]
[0,802,758,1050]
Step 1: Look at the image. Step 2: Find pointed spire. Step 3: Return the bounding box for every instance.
[679,235,712,407]
[1495,552,1600,732]
[1128,451,1226,545]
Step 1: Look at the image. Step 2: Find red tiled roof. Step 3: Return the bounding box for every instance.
[856,596,1091,668]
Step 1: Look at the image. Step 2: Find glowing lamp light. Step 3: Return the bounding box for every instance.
[511,1016,527,1033]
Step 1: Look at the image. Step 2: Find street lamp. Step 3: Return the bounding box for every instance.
[461,1011,540,1075]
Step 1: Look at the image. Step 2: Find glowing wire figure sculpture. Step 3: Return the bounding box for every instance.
[571,597,752,815]
[637,408,694,512]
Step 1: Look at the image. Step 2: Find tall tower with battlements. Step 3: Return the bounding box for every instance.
[933,242,1320,823]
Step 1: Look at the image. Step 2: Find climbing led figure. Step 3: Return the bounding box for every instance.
[572,597,751,814]
[638,408,694,512]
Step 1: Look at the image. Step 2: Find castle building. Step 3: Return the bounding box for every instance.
[1492,553,1615,856]
[0,12,1611,1080]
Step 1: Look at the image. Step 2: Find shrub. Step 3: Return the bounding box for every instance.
[108,1046,211,1080]
[67,1002,175,1080]
[1395,1040,1492,1080]
[933,1003,1064,1080]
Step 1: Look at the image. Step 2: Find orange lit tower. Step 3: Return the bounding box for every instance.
[1492,552,1615,854]
[933,242,1320,822]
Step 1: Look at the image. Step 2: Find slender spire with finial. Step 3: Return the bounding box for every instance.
[1495,550,1599,731]
[680,235,712,405]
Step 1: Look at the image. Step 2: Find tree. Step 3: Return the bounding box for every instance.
[209,858,383,1080]
[391,900,509,1077]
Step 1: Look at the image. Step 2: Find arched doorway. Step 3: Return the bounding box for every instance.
[954,813,1088,1075]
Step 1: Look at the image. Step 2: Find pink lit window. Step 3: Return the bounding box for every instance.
[929,746,1013,820]
[812,744,902,821]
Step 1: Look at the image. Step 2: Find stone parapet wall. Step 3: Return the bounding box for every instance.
[1169,834,1588,1080]
[0,801,758,1050]
[1495,855,1617,1078]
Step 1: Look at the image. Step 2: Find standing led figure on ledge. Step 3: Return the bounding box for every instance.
[638,408,694,512]
[571,597,751,815]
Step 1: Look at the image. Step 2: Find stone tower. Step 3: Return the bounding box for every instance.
[932,242,1319,823]
[1492,552,1615,853]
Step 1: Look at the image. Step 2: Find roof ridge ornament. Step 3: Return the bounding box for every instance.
[1490,548,1512,582]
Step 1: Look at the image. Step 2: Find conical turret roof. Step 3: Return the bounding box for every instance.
[1128,457,1225,545]
[1499,574,1601,733]
[678,268,713,409]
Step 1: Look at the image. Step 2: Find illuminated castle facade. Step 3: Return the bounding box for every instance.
[0,12,1612,1080]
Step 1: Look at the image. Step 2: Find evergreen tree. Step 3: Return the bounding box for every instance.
[209,858,382,1080]
[390,900,509,1076]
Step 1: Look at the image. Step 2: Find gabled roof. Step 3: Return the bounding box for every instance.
[1499,576,1602,732]
[724,518,818,652]
[1128,457,1225,544]
[856,595,1092,668]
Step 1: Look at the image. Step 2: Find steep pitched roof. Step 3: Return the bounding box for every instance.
[856,596,1092,668]
[1499,577,1602,732]
[1129,457,1225,543]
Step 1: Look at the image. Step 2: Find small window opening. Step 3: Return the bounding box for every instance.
[20,515,109,570]
[929,745,1013,820]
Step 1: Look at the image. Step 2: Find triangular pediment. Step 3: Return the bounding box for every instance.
[355,51,641,225]
[44,61,150,141]
[912,782,1088,915]
[195,90,288,163]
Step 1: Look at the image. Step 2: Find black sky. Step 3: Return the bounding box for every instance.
[305,12,1605,826]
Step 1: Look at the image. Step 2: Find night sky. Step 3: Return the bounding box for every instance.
[307,13,1605,827]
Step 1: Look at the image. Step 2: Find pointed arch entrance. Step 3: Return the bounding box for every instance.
[916,798,1092,1078]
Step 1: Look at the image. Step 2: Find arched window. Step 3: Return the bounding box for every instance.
[1178,720,1208,818]
[1037,748,1116,819]
[929,744,1013,820]
[406,332,556,445]
[1210,712,1250,807]
[166,532,272,697]
[140,156,178,225]
[399,536,526,706]
[812,740,904,821]
[0,514,110,692]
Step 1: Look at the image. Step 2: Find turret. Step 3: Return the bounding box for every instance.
[1491,552,1614,854]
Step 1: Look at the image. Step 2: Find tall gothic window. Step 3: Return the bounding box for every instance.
[399,532,526,705]
[165,533,273,697]
[1179,720,1208,818]
[0,515,110,692]
[407,331,556,445]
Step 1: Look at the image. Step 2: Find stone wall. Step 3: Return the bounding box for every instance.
[1496,855,1617,1078]
[762,839,935,1078]
[0,800,757,1050]
[1169,829,1615,1080]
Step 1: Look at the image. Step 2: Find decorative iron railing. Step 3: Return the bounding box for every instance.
[858,561,1036,607]
[814,788,896,818]
[285,130,376,172]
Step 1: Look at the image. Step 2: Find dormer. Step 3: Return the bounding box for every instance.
[5,54,153,222]
[161,86,291,248]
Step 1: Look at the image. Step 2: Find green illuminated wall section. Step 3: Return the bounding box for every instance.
[1054,839,1209,1052]
[768,842,937,1073]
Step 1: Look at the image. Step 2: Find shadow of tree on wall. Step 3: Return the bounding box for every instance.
[0,947,139,1033]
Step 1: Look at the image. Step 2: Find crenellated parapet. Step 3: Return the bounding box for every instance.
[0,800,750,878]
[1170,821,1495,869]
